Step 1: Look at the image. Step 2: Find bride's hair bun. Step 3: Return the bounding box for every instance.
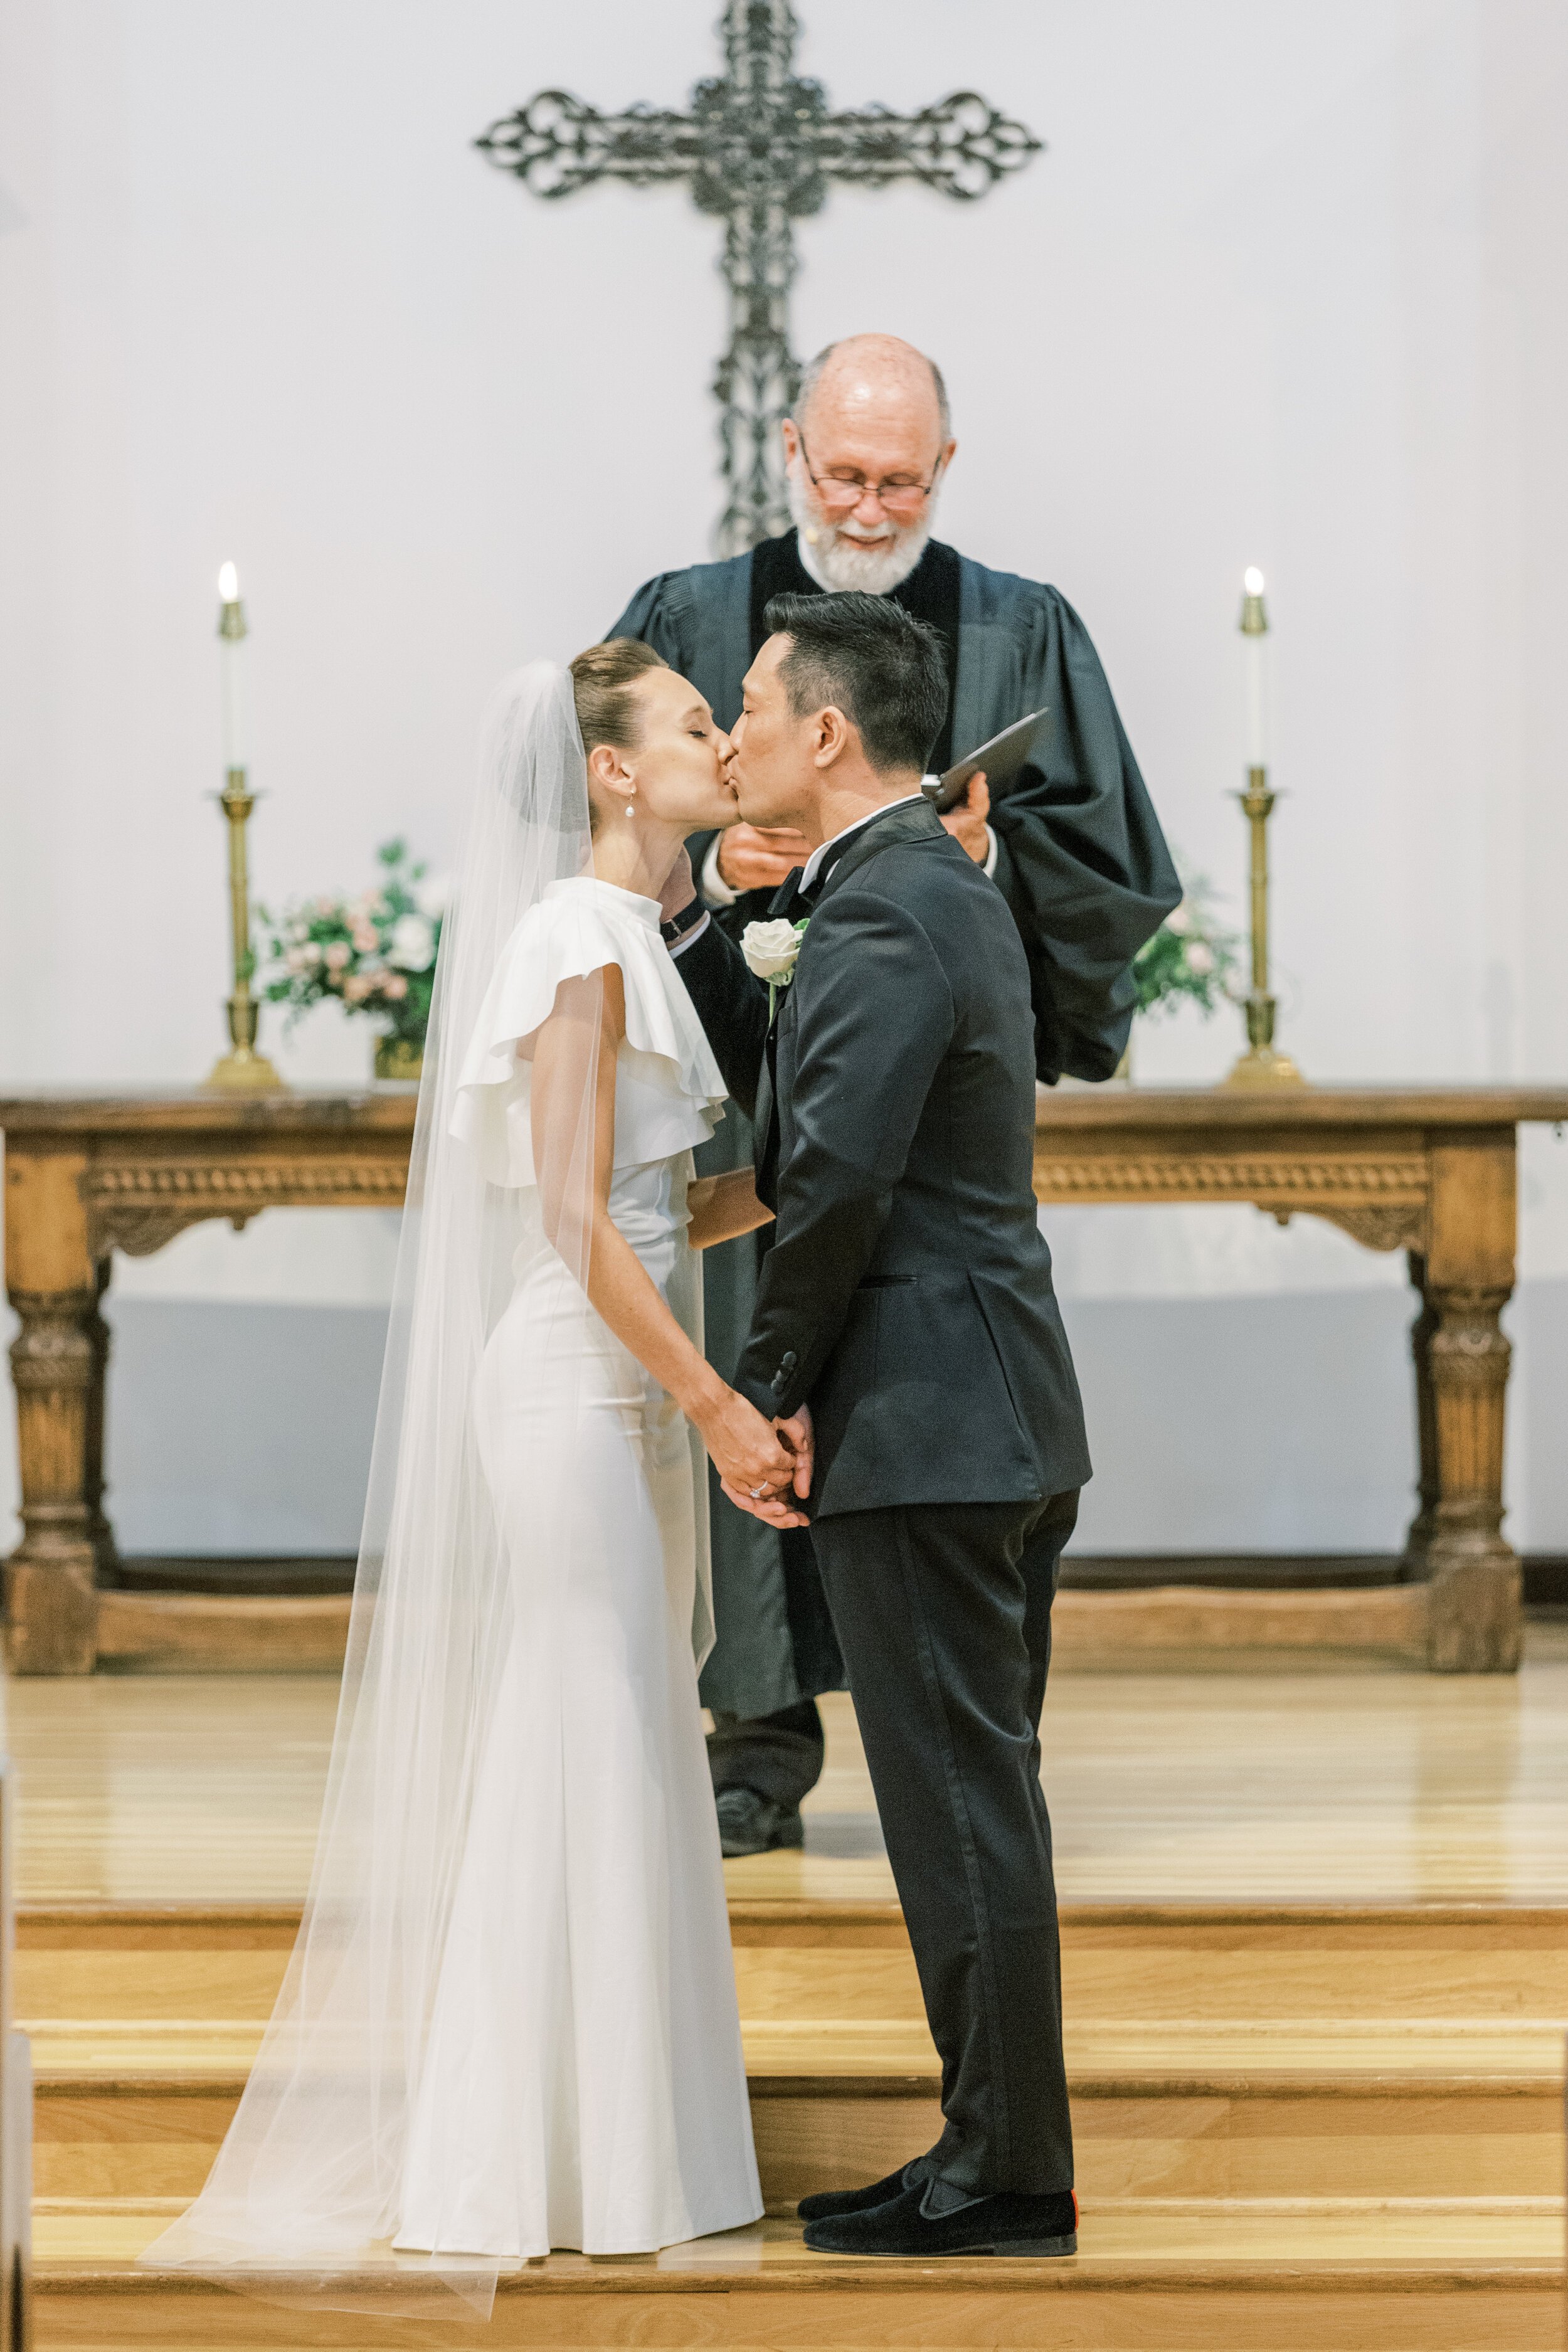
[569,638,669,758]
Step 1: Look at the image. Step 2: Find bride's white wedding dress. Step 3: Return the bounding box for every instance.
[396,874,761,2257]
[140,668,756,2310]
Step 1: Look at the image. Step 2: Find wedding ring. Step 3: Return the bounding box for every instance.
[749,1483,768,1499]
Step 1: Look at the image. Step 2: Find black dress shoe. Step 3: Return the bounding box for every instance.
[802,2181,1078,2257]
[798,2163,914,2223]
[714,1788,804,1857]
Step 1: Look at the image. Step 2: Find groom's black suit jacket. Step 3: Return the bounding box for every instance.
[675,796,1091,1521]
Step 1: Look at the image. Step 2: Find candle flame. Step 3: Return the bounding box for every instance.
[1243,566,1265,596]
[218,561,240,604]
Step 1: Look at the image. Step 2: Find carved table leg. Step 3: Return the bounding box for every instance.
[1404,1251,1440,1561]
[84,1257,119,1584]
[4,1152,100,1673]
[1404,1136,1521,1673]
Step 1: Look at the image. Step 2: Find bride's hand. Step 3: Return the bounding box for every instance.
[692,1387,803,1518]
[723,1399,811,1527]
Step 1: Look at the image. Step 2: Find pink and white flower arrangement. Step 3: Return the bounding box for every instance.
[1132,866,1239,1020]
[258,838,445,1054]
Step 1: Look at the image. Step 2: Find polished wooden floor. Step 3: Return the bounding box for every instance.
[13,1629,1568,2347]
[11,1621,1568,1908]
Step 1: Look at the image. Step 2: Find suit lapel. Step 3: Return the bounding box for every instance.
[753,800,941,1204]
[750,872,804,1206]
[768,869,808,922]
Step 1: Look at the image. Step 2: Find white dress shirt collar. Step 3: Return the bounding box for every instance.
[799,792,928,893]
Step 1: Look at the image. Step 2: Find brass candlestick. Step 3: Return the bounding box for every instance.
[206,588,279,1091]
[1224,766,1303,1087]
[1223,573,1305,1089]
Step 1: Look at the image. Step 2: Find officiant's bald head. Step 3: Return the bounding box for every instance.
[796,334,951,447]
[783,334,956,596]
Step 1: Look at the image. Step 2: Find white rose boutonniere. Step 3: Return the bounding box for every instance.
[741,916,810,1021]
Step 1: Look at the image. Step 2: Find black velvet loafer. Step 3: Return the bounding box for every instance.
[714,1788,805,1857]
[797,2163,914,2223]
[802,2182,1078,2257]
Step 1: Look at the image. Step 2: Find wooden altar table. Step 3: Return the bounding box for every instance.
[3,1084,1566,1675]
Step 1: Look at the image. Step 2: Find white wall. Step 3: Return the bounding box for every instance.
[2,0,1566,1555]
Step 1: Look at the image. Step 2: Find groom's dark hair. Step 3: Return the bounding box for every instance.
[764,592,948,776]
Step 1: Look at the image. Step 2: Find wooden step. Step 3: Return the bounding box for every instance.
[23,1899,1567,2342]
[28,2018,1565,2206]
[25,1900,1568,2023]
[19,1909,300,2028]
[748,2023,1567,2208]
[31,2201,1566,2351]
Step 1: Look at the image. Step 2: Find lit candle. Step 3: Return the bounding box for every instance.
[217,561,248,772]
[1239,566,1268,770]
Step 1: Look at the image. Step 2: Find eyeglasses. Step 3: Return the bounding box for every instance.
[796,430,943,519]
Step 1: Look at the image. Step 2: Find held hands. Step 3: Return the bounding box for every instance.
[694,1385,801,1517]
[721,1403,813,1530]
[716,824,812,895]
[940,772,991,866]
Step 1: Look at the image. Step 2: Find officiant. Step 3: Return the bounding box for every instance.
[609,332,1179,1854]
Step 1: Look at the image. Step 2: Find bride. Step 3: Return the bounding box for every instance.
[144,645,796,2309]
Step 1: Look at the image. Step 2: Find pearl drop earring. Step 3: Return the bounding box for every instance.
[625,790,636,820]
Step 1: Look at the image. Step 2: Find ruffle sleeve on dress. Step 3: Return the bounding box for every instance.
[451,877,727,1188]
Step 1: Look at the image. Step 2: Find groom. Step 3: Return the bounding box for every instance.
[670,593,1083,2258]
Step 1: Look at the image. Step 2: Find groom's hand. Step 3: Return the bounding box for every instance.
[722,1402,813,1527]
[720,1404,811,1527]
[775,1404,813,1500]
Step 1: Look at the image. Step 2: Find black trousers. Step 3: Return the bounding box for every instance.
[811,1489,1079,2198]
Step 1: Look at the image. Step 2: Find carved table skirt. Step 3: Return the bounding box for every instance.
[4,1086,1565,1675]
[1,1093,414,1674]
[1034,1087,1568,1673]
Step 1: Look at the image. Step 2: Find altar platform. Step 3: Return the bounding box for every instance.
[14,1644,1568,2348]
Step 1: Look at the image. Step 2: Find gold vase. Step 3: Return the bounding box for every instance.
[374,1035,424,1083]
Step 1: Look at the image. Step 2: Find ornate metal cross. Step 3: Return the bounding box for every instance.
[476,2,1041,554]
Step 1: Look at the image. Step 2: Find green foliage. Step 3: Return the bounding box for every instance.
[257,840,447,1048]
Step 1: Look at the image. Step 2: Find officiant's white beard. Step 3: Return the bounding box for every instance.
[787,462,938,596]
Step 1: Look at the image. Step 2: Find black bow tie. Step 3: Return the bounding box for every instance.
[775,825,862,921]
[797,848,844,907]
[773,866,819,921]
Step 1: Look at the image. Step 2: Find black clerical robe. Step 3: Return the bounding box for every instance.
[610,530,1179,1087]
[607,530,1178,1720]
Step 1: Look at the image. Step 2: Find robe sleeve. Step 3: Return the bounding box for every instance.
[983,585,1180,1085]
[606,572,693,671]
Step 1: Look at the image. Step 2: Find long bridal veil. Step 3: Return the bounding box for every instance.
[142,664,602,2318]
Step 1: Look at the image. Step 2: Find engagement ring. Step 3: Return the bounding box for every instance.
[749,1483,768,1499]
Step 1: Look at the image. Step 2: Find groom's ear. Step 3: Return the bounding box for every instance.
[812,704,854,770]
